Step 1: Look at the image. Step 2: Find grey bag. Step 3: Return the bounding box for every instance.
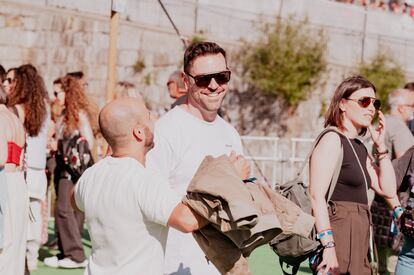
[270,128,343,275]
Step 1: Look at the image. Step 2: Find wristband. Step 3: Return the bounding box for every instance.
[317,229,333,239]
[393,206,404,221]
[373,148,389,157]
[323,241,335,248]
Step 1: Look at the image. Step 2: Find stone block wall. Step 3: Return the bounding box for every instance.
[1,0,414,137]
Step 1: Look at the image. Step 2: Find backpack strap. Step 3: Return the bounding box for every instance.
[279,258,300,275]
[295,127,344,201]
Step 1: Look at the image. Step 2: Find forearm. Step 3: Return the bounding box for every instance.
[311,197,334,245]
[168,202,208,233]
[377,156,397,198]
[386,195,401,209]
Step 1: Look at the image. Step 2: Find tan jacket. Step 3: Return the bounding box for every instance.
[184,155,314,274]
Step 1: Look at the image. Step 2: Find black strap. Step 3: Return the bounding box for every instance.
[279,259,300,275]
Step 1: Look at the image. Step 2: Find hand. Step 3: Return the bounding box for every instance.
[229,151,250,180]
[368,110,386,151]
[317,247,340,275]
[47,140,57,152]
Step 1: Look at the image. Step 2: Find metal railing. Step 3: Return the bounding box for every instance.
[241,135,315,187]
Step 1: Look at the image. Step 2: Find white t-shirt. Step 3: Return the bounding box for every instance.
[75,156,180,275]
[147,106,243,275]
[385,115,414,159]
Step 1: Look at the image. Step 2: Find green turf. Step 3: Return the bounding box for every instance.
[32,223,312,275]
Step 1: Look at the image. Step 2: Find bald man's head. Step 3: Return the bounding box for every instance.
[99,97,153,149]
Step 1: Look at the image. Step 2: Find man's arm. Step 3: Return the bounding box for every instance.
[167,202,208,233]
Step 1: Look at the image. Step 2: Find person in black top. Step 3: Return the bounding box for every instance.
[309,75,398,275]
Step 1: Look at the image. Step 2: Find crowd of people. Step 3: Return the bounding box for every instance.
[334,0,414,18]
[1,41,414,275]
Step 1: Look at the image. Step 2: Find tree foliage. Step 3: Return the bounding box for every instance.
[239,18,327,107]
[357,53,406,113]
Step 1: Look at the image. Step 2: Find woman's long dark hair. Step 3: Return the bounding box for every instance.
[7,64,49,136]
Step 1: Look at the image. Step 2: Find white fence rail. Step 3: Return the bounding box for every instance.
[241,135,315,187]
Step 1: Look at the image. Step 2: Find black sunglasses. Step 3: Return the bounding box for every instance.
[186,71,231,88]
[4,77,14,84]
[346,96,381,110]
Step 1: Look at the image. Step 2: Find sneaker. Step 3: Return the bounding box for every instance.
[58,258,88,269]
[43,256,59,268]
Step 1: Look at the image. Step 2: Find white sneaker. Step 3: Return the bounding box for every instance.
[43,256,59,268]
[58,258,88,269]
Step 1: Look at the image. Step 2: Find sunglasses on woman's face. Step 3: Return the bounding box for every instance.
[186,70,231,88]
[345,96,381,110]
[3,78,14,84]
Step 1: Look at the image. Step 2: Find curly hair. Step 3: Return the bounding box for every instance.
[7,64,49,136]
[61,75,93,136]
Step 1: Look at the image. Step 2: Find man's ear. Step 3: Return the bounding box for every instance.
[132,126,144,142]
[182,72,190,90]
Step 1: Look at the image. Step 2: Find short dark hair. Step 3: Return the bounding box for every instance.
[0,65,5,82]
[404,82,414,92]
[66,71,84,79]
[183,42,226,74]
[325,75,376,135]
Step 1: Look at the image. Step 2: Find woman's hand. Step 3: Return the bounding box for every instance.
[317,247,340,275]
[368,110,387,151]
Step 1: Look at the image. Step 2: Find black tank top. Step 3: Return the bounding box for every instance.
[323,131,371,204]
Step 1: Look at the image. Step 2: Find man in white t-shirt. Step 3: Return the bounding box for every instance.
[147,42,244,275]
[72,97,214,275]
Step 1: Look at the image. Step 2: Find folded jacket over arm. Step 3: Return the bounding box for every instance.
[184,155,315,274]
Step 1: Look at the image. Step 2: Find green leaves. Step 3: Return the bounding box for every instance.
[358,53,406,113]
[240,18,327,107]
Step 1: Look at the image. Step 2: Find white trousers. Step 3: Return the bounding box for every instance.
[0,171,29,275]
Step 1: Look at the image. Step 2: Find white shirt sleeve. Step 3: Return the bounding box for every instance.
[387,118,414,156]
[74,179,85,212]
[136,171,180,226]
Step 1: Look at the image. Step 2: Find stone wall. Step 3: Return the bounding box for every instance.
[1,0,414,137]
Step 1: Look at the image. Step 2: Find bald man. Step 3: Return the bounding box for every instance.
[71,97,216,275]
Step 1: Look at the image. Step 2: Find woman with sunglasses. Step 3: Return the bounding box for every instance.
[0,83,29,275]
[6,64,51,270]
[309,75,397,275]
[2,68,17,96]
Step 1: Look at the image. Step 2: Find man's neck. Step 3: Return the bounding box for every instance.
[182,103,217,122]
[111,146,146,166]
[389,110,406,123]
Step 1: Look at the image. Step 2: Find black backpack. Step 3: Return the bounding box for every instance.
[270,128,343,275]
[57,132,94,183]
